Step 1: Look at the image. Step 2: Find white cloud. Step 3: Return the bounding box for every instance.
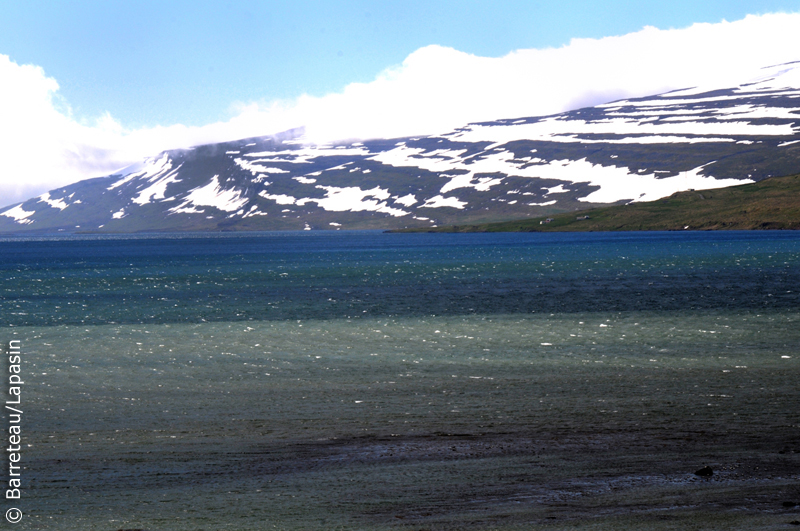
[287,12,800,141]
[1,12,799,207]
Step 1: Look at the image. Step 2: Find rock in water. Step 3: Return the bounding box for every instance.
[694,466,714,477]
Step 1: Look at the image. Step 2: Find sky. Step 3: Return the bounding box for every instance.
[1,0,800,206]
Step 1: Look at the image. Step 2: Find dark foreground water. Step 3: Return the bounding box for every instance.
[1,231,799,529]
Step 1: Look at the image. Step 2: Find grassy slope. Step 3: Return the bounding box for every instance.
[395,173,800,233]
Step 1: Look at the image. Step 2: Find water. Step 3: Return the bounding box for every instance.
[4,231,799,325]
[1,231,799,529]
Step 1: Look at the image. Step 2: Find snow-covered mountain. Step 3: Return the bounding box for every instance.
[2,62,799,233]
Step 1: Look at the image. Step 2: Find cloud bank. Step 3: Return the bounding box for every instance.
[1,12,799,206]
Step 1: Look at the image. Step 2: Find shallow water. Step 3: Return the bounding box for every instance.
[2,231,799,529]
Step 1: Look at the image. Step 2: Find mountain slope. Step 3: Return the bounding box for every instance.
[392,173,800,232]
[2,62,799,234]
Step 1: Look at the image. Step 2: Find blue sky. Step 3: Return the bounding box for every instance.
[2,0,799,128]
[1,1,800,205]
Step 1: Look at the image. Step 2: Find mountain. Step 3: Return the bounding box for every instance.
[392,173,800,233]
[2,63,799,234]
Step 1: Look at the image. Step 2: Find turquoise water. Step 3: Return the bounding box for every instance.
[2,231,799,529]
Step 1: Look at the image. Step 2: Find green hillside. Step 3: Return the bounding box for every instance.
[393,173,800,233]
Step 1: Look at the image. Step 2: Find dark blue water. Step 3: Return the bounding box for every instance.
[2,230,799,326]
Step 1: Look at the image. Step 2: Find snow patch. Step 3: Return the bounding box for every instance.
[448,116,794,144]
[169,205,205,215]
[38,192,68,210]
[172,175,248,212]
[370,145,460,173]
[108,154,172,190]
[132,166,182,205]
[369,135,758,205]
[313,186,410,217]
[394,194,417,207]
[234,158,290,175]
[259,192,298,205]
[243,205,268,218]
[420,195,467,209]
[440,173,504,194]
[521,158,751,203]
[243,145,369,164]
[1,204,35,224]
[546,134,737,144]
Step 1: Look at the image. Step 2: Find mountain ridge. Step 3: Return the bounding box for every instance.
[1,63,799,234]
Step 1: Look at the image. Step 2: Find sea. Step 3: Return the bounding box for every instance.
[1,230,799,530]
